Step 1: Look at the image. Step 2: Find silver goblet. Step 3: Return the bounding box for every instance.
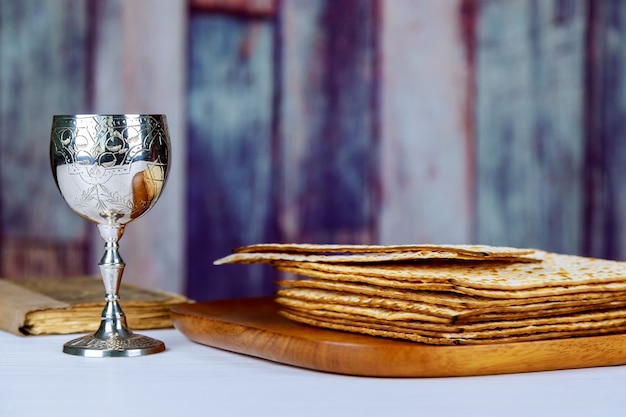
[50,114,170,357]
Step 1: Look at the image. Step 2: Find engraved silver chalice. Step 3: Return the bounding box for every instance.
[50,114,170,357]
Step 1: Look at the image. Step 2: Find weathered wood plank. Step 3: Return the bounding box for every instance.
[190,0,276,16]
[1,237,89,278]
[186,15,277,300]
[279,0,378,245]
[584,0,626,260]
[378,0,473,245]
[90,0,187,293]
[475,0,587,254]
[0,0,90,277]
[0,0,89,240]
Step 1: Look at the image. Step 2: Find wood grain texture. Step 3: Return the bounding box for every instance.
[0,237,89,278]
[172,297,626,377]
[584,0,626,261]
[8,0,626,302]
[0,0,89,241]
[279,0,378,244]
[190,0,276,16]
[379,0,473,245]
[186,0,379,299]
[93,0,187,294]
[476,0,587,254]
[0,0,90,277]
[186,15,278,299]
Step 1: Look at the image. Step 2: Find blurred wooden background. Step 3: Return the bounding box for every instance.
[2,0,626,301]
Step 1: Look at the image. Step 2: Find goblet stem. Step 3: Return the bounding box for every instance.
[62,223,166,357]
[94,223,133,340]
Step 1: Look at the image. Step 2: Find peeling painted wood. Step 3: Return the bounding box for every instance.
[190,0,276,17]
[584,0,626,260]
[378,0,473,245]
[6,0,626,301]
[1,237,89,278]
[0,0,89,240]
[92,0,188,294]
[0,0,91,277]
[475,0,587,254]
[186,15,277,299]
[279,0,379,245]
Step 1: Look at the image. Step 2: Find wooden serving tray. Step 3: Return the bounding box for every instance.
[170,297,626,377]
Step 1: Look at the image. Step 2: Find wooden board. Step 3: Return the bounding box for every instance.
[171,297,626,378]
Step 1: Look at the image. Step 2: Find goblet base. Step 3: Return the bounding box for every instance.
[63,333,165,357]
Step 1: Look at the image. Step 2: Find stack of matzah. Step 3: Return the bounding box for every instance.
[214,244,626,345]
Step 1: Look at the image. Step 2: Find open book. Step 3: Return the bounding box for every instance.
[0,276,189,336]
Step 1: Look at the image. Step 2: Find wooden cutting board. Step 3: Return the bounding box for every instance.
[170,297,626,377]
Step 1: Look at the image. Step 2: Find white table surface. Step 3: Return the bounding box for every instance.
[1,328,626,417]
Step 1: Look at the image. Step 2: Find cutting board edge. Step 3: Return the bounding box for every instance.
[170,308,375,376]
[171,298,626,378]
